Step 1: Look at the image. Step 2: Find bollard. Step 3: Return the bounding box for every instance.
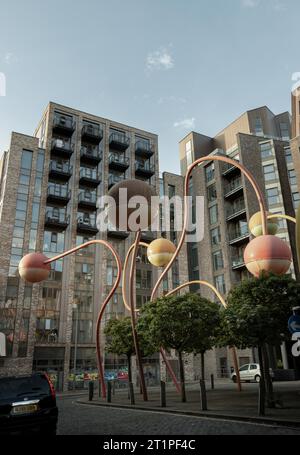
[107,381,112,403]
[88,381,94,401]
[210,374,214,390]
[160,381,166,408]
[258,379,265,416]
[200,379,207,411]
[129,382,135,405]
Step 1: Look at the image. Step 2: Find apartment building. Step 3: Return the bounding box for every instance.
[0,102,162,390]
[179,106,299,375]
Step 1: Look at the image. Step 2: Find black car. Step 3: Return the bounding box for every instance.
[0,372,58,435]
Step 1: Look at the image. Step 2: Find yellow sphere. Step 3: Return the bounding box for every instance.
[249,211,278,237]
[147,238,176,267]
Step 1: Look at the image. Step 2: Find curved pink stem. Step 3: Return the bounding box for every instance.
[151,155,268,301]
[44,240,122,399]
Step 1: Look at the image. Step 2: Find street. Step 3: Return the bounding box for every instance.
[57,396,300,435]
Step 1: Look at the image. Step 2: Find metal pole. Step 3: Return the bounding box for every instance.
[160,381,166,407]
[200,379,207,411]
[73,306,79,390]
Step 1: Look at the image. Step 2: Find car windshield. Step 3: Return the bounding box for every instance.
[0,375,50,400]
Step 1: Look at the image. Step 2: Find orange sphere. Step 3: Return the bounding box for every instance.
[18,253,51,283]
[147,238,176,267]
[244,235,292,278]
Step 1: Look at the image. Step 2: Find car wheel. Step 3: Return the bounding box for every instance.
[255,375,261,383]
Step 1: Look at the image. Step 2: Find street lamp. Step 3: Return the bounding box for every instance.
[72,303,79,391]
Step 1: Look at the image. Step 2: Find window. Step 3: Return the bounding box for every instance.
[239,365,249,372]
[21,150,33,170]
[254,117,264,136]
[260,142,273,159]
[263,164,276,181]
[209,205,218,224]
[266,188,280,206]
[279,122,290,141]
[207,184,217,202]
[205,163,215,183]
[293,192,300,209]
[213,251,224,271]
[289,170,297,186]
[215,275,226,294]
[211,227,221,246]
[168,185,176,199]
[43,231,65,253]
[285,148,293,164]
[185,141,193,167]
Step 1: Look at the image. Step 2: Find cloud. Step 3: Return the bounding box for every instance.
[173,117,196,130]
[273,0,286,11]
[158,95,187,105]
[146,48,174,71]
[241,0,260,7]
[3,52,18,64]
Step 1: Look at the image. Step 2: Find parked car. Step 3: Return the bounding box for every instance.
[231,363,274,383]
[0,372,58,435]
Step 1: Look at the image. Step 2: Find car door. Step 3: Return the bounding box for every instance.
[238,364,249,380]
[249,364,259,380]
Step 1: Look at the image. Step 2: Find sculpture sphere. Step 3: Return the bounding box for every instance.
[18,253,51,283]
[147,238,176,267]
[249,211,278,237]
[108,179,157,231]
[244,235,292,278]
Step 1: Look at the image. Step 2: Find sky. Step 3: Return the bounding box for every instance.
[0,0,300,175]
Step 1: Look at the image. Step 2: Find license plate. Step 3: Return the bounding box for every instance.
[11,404,38,415]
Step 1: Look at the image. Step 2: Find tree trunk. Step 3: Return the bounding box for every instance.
[178,351,186,403]
[201,352,205,381]
[262,344,275,408]
[127,354,132,383]
[258,346,266,416]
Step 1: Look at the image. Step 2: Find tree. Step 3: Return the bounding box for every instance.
[104,317,155,384]
[220,273,300,407]
[137,292,221,402]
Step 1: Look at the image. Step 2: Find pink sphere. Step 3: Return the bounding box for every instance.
[244,235,292,278]
[18,253,51,283]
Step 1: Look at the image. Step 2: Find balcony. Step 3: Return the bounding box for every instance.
[47,186,71,205]
[108,173,126,190]
[45,210,69,231]
[80,146,102,165]
[77,217,99,235]
[49,161,72,182]
[81,124,103,144]
[78,192,97,210]
[51,138,74,158]
[107,229,130,239]
[109,153,130,172]
[135,140,154,158]
[79,168,101,188]
[52,115,75,137]
[222,162,241,177]
[232,255,246,270]
[109,132,130,151]
[224,178,243,199]
[35,329,59,344]
[226,202,246,221]
[229,229,250,245]
[135,161,155,178]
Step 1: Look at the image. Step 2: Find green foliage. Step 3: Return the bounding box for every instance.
[137,292,221,354]
[220,274,300,349]
[104,316,156,358]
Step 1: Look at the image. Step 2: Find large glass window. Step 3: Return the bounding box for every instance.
[213,251,224,271]
[43,231,65,253]
[205,163,215,183]
[289,169,297,186]
[279,122,290,141]
[285,148,293,164]
[254,117,264,136]
[263,164,276,181]
[215,275,226,294]
[266,187,280,206]
[209,204,218,225]
[260,142,273,159]
[207,184,217,202]
[20,150,33,170]
[211,227,221,246]
[185,140,193,167]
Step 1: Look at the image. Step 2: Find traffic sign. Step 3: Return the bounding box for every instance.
[288,314,300,334]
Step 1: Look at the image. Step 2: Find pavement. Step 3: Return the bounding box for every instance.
[57,394,300,435]
[73,380,300,426]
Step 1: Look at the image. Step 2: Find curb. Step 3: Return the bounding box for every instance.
[76,399,300,429]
